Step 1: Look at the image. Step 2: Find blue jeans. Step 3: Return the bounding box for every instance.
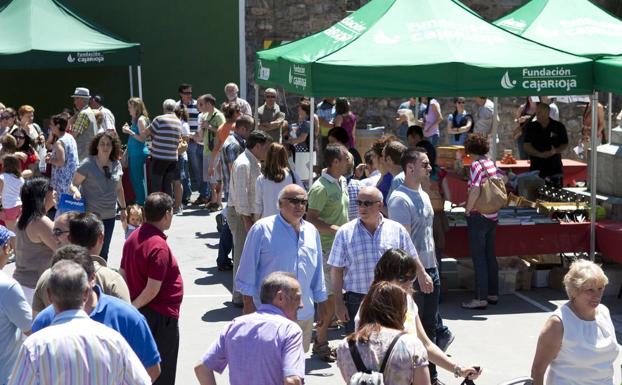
[344,291,366,334]
[428,133,439,147]
[217,221,233,266]
[178,156,192,201]
[101,217,115,262]
[187,141,208,197]
[414,267,441,381]
[467,213,498,300]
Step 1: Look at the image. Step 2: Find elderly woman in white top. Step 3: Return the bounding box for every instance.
[531,259,619,385]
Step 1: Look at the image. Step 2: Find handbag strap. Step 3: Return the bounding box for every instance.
[288,167,297,185]
[348,339,370,374]
[478,160,495,179]
[380,332,407,373]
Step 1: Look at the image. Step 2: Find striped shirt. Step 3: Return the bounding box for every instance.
[149,114,181,161]
[328,215,418,294]
[8,310,150,385]
[176,99,199,132]
[468,159,499,220]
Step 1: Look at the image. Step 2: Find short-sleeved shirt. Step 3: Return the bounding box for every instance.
[176,99,199,132]
[76,157,123,219]
[308,173,349,252]
[50,134,79,195]
[524,119,568,178]
[336,328,428,385]
[377,172,393,206]
[32,255,131,313]
[0,271,32,385]
[121,223,184,318]
[328,216,418,294]
[149,114,181,161]
[468,159,499,221]
[221,132,245,196]
[316,100,336,137]
[201,109,225,154]
[72,106,97,162]
[258,104,285,142]
[201,304,305,385]
[475,99,495,135]
[31,285,160,370]
[388,185,436,269]
[447,111,472,145]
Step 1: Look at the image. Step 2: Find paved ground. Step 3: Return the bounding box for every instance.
[5,201,622,385]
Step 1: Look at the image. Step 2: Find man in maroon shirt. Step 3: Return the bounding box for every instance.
[121,192,184,385]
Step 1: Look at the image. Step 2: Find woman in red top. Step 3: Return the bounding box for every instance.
[13,128,39,178]
[463,133,499,310]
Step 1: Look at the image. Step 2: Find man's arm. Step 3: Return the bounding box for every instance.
[132,278,162,309]
[306,209,339,234]
[284,376,303,385]
[195,363,217,385]
[331,267,348,322]
[523,142,555,159]
[146,364,161,383]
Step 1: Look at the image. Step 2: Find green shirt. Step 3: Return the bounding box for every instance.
[202,109,226,155]
[308,173,349,252]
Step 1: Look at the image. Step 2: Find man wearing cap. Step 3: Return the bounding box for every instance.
[0,225,32,385]
[70,87,98,161]
[257,88,287,142]
[89,94,116,133]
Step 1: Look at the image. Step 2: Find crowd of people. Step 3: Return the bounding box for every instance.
[0,85,618,385]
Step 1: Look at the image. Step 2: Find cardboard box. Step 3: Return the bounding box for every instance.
[516,270,533,291]
[532,269,551,288]
[499,269,518,295]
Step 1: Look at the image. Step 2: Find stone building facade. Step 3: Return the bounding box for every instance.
[245,0,621,159]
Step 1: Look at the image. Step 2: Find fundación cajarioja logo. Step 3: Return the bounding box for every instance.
[501,67,577,92]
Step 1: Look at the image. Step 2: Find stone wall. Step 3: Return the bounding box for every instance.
[245,0,621,160]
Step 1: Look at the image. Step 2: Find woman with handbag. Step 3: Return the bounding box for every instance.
[463,133,502,310]
[336,280,431,385]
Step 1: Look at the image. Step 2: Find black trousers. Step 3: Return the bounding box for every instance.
[150,158,177,198]
[141,307,179,385]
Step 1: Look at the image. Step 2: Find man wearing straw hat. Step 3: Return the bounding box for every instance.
[70,87,97,161]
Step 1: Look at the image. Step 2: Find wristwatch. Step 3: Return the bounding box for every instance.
[453,365,462,378]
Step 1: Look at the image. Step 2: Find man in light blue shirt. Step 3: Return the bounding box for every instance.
[236,184,328,353]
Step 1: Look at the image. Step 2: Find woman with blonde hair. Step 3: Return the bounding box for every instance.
[531,259,619,385]
[122,97,149,205]
[254,142,302,219]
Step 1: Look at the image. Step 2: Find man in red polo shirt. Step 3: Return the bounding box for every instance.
[121,192,184,385]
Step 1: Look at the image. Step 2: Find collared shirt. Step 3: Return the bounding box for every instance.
[200,109,225,155]
[388,185,437,269]
[308,171,349,252]
[32,285,160,370]
[72,105,94,136]
[121,223,184,318]
[360,169,381,188]
[475,99,495,135]
[229,149,262,216]
[9,309,151,385]
[201,304,305,385]
[234,97,253,116]
[98,106,116,132]
[32,255,130,313]
[236,214,326,320]
[221,132,245,196]
[347,178,361,221]
[328,215,418,294]
[0,271,31,385]
[149,114,181,161]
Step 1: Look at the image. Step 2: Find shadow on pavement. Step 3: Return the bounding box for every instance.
[194,266,233,292]
[305,358,335,375]
[201,302,242,322]
[195,231,220,239]
[182,208,212,217]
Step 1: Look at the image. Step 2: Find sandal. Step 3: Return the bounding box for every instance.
[461,299,488,310]
[312,341,336,362]
[487,296,499,305]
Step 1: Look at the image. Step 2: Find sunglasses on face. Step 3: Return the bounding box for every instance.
[356,200,380,207]
[283,197,308,206]
[456,101,465,104]
[265,95,276,99]
[420,161,431,168]
[52,228,69,237]
[180,91,192,95]
[0,115,13,120]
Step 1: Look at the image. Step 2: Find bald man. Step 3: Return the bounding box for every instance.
[235,184,328,353]
[328,186,431,334]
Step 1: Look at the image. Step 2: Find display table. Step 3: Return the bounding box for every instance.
[444,159,588,205]
[443,222,589,258]
[596,220,622,264]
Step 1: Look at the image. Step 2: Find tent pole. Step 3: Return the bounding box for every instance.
[238,0,247,99]
[128,66,134,98]
[254,84,259,130]
[608,92,613,144]
[309,97,315,189]
[137,65,143,100]
[590,91,598,261]
[491,97,499,161]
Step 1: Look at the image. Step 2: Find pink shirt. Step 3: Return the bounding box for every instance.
[468,159,499,220]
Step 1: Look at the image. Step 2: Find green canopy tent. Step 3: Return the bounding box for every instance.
[494,0,622,258]
[0,0,143,97]
[254,0,593,191]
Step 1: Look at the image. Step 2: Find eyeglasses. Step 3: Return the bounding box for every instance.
[265,95,276,99]
[103,165,111,179]
[180,91,192,95]
[0,115,14,120]
[456,101,465,104]
[52,228,70,237]
[356,200,380,207]
[283,197,308,206]
[420,161,431,168]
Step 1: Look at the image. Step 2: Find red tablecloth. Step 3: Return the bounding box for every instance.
[445,159,588,205]
[596,220,622,264]
[443,222,590,258]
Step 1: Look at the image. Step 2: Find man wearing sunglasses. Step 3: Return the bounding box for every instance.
[236,184,328,355]
[329,186,431,334]
[257,88,287,142]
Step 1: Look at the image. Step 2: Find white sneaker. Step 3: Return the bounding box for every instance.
[174,207,183,216]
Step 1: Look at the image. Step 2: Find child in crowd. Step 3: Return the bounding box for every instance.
[121,204,144,239]
[0,154,24,231]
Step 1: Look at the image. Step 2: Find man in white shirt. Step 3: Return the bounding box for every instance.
[89,94,116,132]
